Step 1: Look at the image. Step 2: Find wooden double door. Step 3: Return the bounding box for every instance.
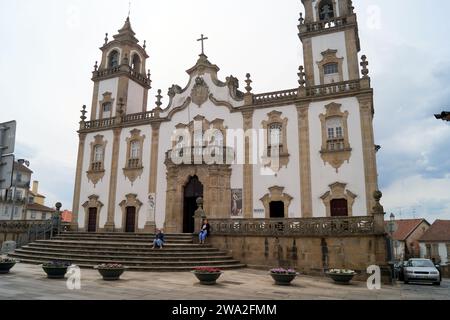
[125,206,137,233]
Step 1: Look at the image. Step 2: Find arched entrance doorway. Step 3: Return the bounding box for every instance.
[183,176,203,233]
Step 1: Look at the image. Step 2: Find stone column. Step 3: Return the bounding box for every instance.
[145,122,161,233]
[358,93,379,215]
[296,103,313,217]
[242,110,254,218]
[105,127,122,232]
[71,133,87,231]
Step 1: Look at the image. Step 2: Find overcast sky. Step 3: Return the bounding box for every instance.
[1,0,449,223]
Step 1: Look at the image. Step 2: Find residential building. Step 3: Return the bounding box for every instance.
[420,220,450,265]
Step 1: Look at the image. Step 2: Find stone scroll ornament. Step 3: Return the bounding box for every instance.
[191,77,210,106]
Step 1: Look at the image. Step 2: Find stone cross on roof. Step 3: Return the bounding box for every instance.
[197,34,208,55]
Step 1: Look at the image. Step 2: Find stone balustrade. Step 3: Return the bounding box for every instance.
[305,79,361,97]
[208,216,378,237]
[92,66,151,88]
[253,88,299,105]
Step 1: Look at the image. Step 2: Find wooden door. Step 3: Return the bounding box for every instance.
[88,208,97,232]
[125,207,136,233]
[330,199,348,217]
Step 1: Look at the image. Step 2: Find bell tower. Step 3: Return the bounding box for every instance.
[90,17,151,121]
[298,0,360,86]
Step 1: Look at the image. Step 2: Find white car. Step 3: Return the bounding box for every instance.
[404,259,441,286]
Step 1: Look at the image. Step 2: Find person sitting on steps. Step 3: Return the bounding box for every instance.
[199,219,210,245]
[152,229,165,249]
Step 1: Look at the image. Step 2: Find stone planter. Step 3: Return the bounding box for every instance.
[96,267,125,281]
[42,266,69,279]
[0,262,16,274]
[192,271,223,285]
[270,272,297,286]
[326,272,356,285]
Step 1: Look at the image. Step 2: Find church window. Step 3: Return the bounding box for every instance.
[261,111,289,170]
[319,0,335,21]
[131,54,141,72]
[87,135,107,186]
[326,116,344,151]
[102,102,112,119]
[123,129,145,183]
[109,50,119,68]
[324,63,338,75]
[92,145,104,171]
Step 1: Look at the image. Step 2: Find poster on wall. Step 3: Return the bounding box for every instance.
[231,189,243,217]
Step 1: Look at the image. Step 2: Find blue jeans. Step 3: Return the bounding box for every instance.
[153,239,163,247]
[199,230,208,242]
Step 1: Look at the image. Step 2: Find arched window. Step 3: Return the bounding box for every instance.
[102,102,112,119]
[109,50,119,68]
[319,0,334,20]
[130,140,140,160]
[131,54,141,72]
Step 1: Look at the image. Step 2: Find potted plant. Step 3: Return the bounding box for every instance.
[269,268,298,286]
[0,257,17,274]
[95,263,126,281]
[326,269,357,284]
[42,260,71,279]
[192,267,223,285]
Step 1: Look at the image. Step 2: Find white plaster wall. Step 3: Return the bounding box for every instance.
[78,130,114,229]
[311,31,349,85]
[114,125,152,229]
[156,72,244,228]
[97,78,119,119]
[309,97,367,217]
[127,81,144,114]
[252,105,301,218]
[438,243,448,265]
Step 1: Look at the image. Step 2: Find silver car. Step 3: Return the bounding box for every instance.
[404,259,441,285]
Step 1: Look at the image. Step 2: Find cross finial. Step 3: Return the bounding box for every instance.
[197,34,208,55]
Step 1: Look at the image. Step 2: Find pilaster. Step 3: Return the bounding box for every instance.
[242,110,254,218]
[71,133,87,231]
[105,127,122,231]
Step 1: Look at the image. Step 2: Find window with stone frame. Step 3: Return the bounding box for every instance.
[87,135,107,186]
[261,111,289,170]
[109,50,119,68]
[123,129,145,184]
[324,63,339,75]
[99,92,114,120]
[93,145,104,170]
[102,102,112,119]
[319,103,352,172]
[317,49,343,85]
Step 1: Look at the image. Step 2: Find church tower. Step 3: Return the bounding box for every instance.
[90,17,151,121]
[298,0,360,86]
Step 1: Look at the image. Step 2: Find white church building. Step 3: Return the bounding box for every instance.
[72,0,379,235]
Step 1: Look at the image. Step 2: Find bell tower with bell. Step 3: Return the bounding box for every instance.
[89,17,151,121]
[298,0,360,86]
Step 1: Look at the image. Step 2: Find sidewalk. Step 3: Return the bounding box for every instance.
[0,263,448,300]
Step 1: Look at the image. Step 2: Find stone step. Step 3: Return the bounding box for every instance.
[14,249,233,261]
[9,252,241,267]
[24,245,225,256]
[11,259,246,272]
[56,233,194,239]
[27,243,220,253]
[61,232,192,237]
[53,236,194,243]
[34,240,210,249]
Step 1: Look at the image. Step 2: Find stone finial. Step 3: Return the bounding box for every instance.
[143,40,147,50]
[348,0,355,14]
[298,66,306,87]
[94,61,98,72]
[298,12,304,25]
[104,33,109,45]
[245,73,253,93]
[80,105,87,122]
[360,55,369,78]
[156,89,163,108]
[372,190,384,215]
[147,69,152,88]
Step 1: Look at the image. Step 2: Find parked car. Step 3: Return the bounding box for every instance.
[404,259,441,285]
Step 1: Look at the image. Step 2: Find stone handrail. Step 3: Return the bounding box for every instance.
[93,66,151,88]
[253,88,299,105]
[300,17,349,34]
[84,118,116,130]
[83,110,155,130]
[208,216,377,237]
[305,79,360,97]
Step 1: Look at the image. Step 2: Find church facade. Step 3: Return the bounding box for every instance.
[72,0,379,237]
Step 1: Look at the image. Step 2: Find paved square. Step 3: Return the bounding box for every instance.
[0,263,449,300]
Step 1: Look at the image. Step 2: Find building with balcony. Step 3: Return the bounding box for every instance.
[71,1,389,275]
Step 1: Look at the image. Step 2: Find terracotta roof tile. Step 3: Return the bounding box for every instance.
[26,203,55,213]
[420,220,450,242]
[384,219,429,241]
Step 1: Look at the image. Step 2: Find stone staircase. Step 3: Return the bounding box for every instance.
[8,232,245,271]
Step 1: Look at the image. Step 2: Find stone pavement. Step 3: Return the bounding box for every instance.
[0,263,449,300]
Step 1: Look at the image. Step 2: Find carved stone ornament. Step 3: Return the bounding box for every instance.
[191,77,210,106]
[260,186,293,218]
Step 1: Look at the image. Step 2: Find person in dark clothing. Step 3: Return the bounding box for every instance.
[152,229,165,249]
[199,219,210,244]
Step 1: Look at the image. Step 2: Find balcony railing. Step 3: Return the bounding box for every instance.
[90,162,103,172]
[300,17,349,34]
[92,66,151,88]
[83,110,155,130]
[305,79,360,97]
[127,158,141,169]
[253,89,299,105]
[208,216,377,237]
[165,146,235,165]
